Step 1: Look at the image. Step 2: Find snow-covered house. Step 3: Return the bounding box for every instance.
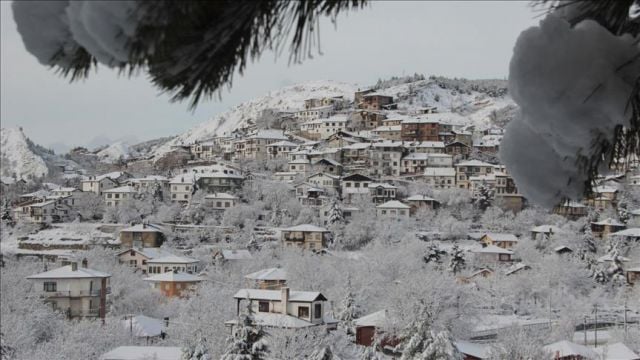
[422,167,456,189]
[311,158,343,176]
[103,186,136,207]
[543,340,597,360]
[625,267,640,285]
[205,192,238,210]
[234,129,289,160]
[553,200,588,220]
[376,200,411,220]
[341,173,374,203]
[81,171,131,195]
[401,152,430,175]
[212,249,253,263]
[609,228,640,242]
[196,172,244,194]
[288,158,311,175]
[244,267,288,290]
[306,173,341,194]
[144,270,203,298]
[530,225,563,240]
[369,183,398,204]
[228,288,338,330]
[146,255,200,275]
[281,224,332,251]
[371,125,402,141]
[169,174,195,204]
[480,233,519,249]
[27,261,111,319]
[116,247,174,274]
[119,224,166,248]
[266,140,299,159]
[100,346,182,360]
[120,315,167,340]
[353,310,399,348]
[127,175,169,194]
[18,198,73,223]
[272,171,299,183]
[369,141,405,177]
[472,245,513,263]
[590,218,626,239]
[455,160,495,190]
[405,194,440,211]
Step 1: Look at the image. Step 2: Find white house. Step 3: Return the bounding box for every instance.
[116,247,175,274]
[27,261,111,319]
[228,287,338,329]
[169,174,195,204]
[472,245,513,263]
[205,192,238,210]
[103,186,137,207]
[423,167,456,189]
[244,268,288,290]
[376,200,411,219]
[81,171,130,195]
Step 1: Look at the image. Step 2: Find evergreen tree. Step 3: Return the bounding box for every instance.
[337,276,361,335]
[423,244,445,264]
[221,303,269,360]
[448,245,465,275]
[395,302,462,360]
[328,200,344,225]
[181,333,211,360]
[474,183,493,211]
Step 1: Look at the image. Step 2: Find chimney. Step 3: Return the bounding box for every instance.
[71,262,78,271]
[281,287,290,315]
[142,223,147,229]
[164,317,170,327]
[81,258,88,268]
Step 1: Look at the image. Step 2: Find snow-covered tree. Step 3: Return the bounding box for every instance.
[423,244,445,264]
[328,200,344,225]
[337,277,361,335]
[309,345,333,360]
[448,245,465,275]
[395,302,461,360]
[221,304,268,360]
[181,333,211,360]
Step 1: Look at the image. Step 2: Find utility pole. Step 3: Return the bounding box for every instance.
[583,316,587,345]
[624,301,628,337]
[594,304,598,348]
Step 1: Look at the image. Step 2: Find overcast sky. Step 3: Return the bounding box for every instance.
[1,1,539,152]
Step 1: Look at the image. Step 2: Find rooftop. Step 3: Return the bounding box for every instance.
[244,267,288,281]
[233,288,327,302]
[27,265,111,279]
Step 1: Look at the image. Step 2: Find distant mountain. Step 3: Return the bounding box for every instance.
[0,127,49,181]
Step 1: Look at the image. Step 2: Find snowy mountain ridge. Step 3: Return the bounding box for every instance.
[0,126,49,181]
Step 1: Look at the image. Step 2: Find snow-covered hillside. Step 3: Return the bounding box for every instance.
[150,77,516,159]
[96,141,136,163]
[153,81,358,156]
[0,127,49,181]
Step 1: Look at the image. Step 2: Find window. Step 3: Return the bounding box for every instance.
[298,306,310,318]
[314,303,322,319]
[172,194,176,199]
[345,183,351,188]
[184,194,188,199]
[355,183,360,188]
[129,260,137,267]
[258,301,269,312]
[225,202,230,208]
[107,194,112,199]
[216,201,222,207]
[115,194,120,199]
[43,282,57,292]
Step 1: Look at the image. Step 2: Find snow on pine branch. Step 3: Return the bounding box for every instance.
[500,14,639,208]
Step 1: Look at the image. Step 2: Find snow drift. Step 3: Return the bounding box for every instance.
[501,14,639,208]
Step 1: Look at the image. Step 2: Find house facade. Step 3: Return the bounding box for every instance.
[281,224,332,250]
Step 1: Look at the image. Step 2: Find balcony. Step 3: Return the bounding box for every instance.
[42,287,111,298]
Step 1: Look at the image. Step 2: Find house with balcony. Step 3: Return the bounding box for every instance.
[311,158,343,176]
[591,218,626,239]
[244,268,288,290]
[26,260,111,319]
[281,224,332,251]
[405,195,440,212]
[306,173,341,194]
[266,140,299,159]
[455,160,495,189]
[369,183,397,204]
[169,174,196,204]
[146,255,200,275]
[423,167,456,189]
[119,223,166,248]
[196,172,244,194]
[369,141,405,177]
[81,172,128,195]
[126,176,170,195]
[144,270,203,298]
[227,287,338,329]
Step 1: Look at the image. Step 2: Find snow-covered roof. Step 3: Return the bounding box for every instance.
[121,315,165,338]
[411,141,445,148]
[169,173,197,184]
[472,245,513,255]
[593,185,618,193]
[593,342,639,360]
[128,175,169,183]
[591,218,625,226]
[51,187,79,192]
[369,182,397,189]
[225,312,316,328]
[543,340,598,359]
[120,224,165,233]
[103,185,136,193]
[403,153,430,161]
[204,192,238,200]
[312,158,342,166]
[143,271,203,283]
[146,255,199,264]
[483,233,518,242]
[531,225,563,234]
[423,167,456,177]
[372,125,401,132]
[282,224,329,232]
[342,142,371,150]
[116,247,174,259]
[244,267,288,281]
[597,254,630,263]
[354,310,387,328]
[100,346,182,360]
[504,262,531,275]
[27,265,111,279]
[406,195,438,202]
[267,140,299,147]
[289,158,310,164]
[233,289,327,302]
[376,200,410,209]
[609,228,640,237]
[455,341,489,359]
[554,245,573,253]
[455,160,495,167]
[219,249,253,260]
[248,129,288,140]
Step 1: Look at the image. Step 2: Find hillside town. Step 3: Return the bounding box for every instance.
[1,77,639,360]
